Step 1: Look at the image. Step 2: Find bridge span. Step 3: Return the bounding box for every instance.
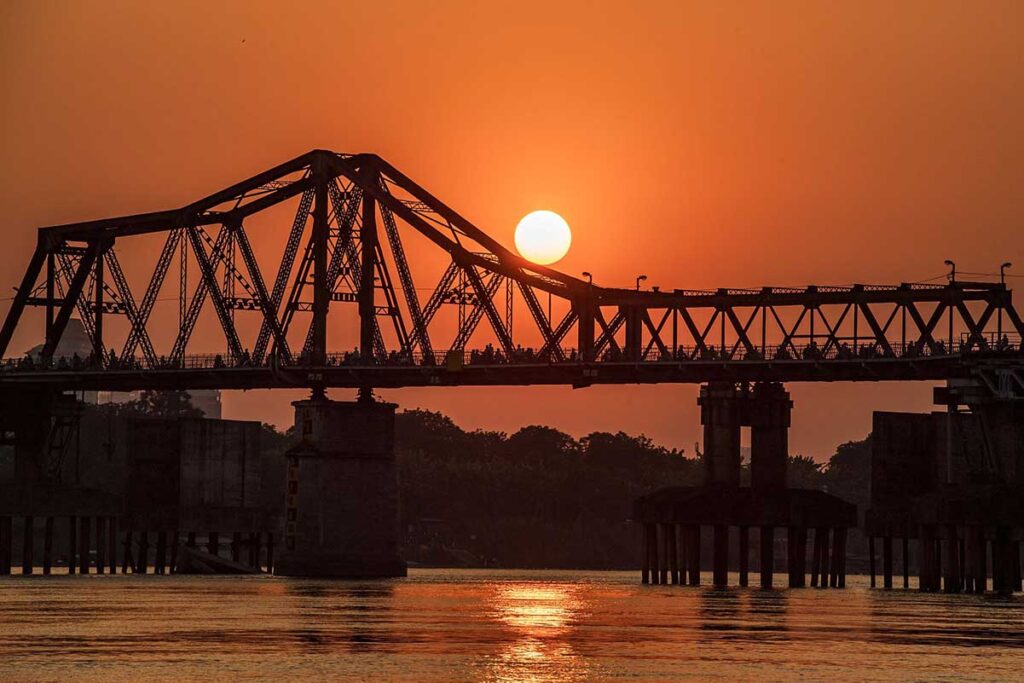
[0,149,1021,392]
[1,150,1023,586]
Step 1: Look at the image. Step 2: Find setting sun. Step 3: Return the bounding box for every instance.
[514,210,571,265]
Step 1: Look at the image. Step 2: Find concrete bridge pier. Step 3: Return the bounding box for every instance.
[275,395,406,578]
[749,382,792,491]
[698,382,743,487]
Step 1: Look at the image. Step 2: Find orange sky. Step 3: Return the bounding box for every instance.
[1,1,1022,458]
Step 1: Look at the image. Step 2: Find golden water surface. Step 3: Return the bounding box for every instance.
[1,569,1022,681]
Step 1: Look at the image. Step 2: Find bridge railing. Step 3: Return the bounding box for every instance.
[2,335,1021,373]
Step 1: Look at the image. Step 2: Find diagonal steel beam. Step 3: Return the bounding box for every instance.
[123,229,181,362]
[233,222,292,362]
[41,242,98,361]
[186,226,244,361]
[253,188,313,363]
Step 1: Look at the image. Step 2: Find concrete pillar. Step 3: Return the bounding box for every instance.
[121,530,132,574]
[21,516,34,575]
[95,517,106,574]
[652,525,662,585]
[276,397,406,577]
[659,524,670,585]
[819,528,830,589]
[883,536,893,589]
[970,528,987,593]
[918,526,934,592]
[738,526,749,587]
[834,527,847,588]
[154,532,167,575]
[810,528,823,587]
[667,525,679,585]
[0,517,11,575]
[713,524,728,587]
[78,516,90,574]
[698,383,743,487]
[641,523,652,584]
[108,518,118,575]
[994,528,1013,595]
[1014,541,1022,593]
[136,531,149,574]
[788,527,806,588]
[67,515,77,575]
[688,525,701,586]
[676,526,687,585]
[647,523,660,584]
[759,526,774,588]
[43,517,54,575]
[250,533,261,570]
[902,537,910,589]
[869,536,876,588]
[944,526,960,593]
[749,382,792,490]
[169,531,179,573]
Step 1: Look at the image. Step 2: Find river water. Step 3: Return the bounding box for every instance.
[1,569,1022,681]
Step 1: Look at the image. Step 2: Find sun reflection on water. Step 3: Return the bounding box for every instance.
[486,584,591,683]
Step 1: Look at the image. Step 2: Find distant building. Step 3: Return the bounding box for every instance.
[24,317,93,362]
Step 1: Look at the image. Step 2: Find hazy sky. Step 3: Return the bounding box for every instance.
[1,1,1021,458]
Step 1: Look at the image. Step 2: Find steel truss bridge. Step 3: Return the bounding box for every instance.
[0,149,1021,392]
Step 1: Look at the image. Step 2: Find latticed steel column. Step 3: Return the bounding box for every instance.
[310,159,330,366]
[360,190,378,362]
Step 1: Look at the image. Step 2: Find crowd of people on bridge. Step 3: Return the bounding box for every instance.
[1,334,1018,373]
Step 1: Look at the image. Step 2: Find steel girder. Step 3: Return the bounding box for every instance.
[0,149,1020,391]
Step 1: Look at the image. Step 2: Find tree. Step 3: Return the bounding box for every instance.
[787,454,824,489]
[124,389,203,418]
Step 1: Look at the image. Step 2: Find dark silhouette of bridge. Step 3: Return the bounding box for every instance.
[2,150,1024,586]
[0,149,1021,392]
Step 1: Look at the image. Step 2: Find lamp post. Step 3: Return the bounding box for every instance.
[635,274,647,291]
[998,262,1012,340]
[582,271,592,285]
[944,260,956,284]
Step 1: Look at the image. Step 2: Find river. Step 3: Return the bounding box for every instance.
[1,569,1022,681]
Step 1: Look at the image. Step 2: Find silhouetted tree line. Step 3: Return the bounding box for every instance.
[81,392,872,569]
[392,409,872,569]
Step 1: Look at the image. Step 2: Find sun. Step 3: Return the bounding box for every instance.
[514,210,572,265]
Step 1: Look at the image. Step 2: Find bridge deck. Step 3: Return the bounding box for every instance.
[2,352,1020,391]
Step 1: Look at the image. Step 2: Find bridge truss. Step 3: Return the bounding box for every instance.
[0,150,1021,390]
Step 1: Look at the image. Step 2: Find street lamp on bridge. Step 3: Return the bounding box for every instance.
[1001,262,1012,285]
[636,274,647,291]
[944,260,956,283]
[582,271,593,284]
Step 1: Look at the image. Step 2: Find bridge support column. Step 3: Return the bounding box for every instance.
[687,525,701,586]
[698,383,743,487]
[68,515,77,574]
[108,518,118,574]
[749,383,791,491]
[21,516,34,575]
[666,524,679,585]
[0,517,11,575]
[79,516,90,574]
[276,397,406,578]
[738,525,749,587]
[759,526,774,588]
[42,517,53,575]
[641,523,652,584]
[712,524,728,587]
